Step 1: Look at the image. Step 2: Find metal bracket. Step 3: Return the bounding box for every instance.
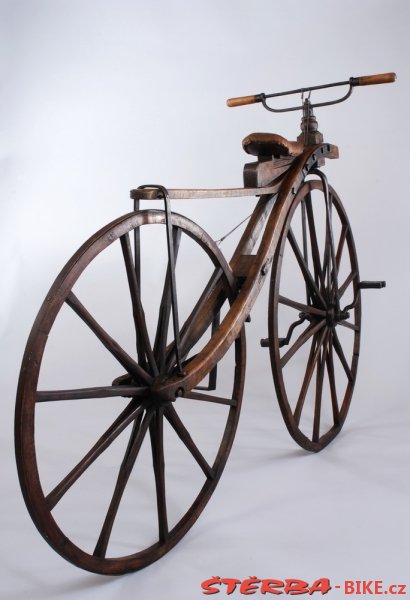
[137,184,184,375]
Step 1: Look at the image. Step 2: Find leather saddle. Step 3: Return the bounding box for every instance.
[242,132,303,158]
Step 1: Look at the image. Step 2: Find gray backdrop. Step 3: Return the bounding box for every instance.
[1,1,409,598]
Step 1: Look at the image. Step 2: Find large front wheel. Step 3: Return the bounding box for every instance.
[15,209,245,574]
[269,178,361,452]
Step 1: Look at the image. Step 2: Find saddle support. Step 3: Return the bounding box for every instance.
[242,123,339,187]
[242,100,337,187]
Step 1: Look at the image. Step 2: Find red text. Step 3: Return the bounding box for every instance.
[344,581,407,595]
[201,577,332,595]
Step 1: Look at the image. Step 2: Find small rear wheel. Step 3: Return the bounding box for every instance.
[15,209,245,574]
[269,178,361,452]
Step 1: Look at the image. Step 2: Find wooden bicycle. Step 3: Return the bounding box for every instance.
[15,72,396,574]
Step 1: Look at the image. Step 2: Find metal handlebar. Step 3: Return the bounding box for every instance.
[226,72,397,112]
[351,72,396,86]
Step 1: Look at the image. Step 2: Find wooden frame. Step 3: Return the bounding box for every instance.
[15,74,394,574]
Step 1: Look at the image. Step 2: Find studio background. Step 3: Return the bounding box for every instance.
[1,1,409,599]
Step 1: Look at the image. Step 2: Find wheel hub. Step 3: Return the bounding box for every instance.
[112,372,180,408]
[325,305,350,327]
[143,379,178,409]
[299,304,350,328]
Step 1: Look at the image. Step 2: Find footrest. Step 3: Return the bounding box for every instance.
[359,281,386,289]
[260,337,286,348]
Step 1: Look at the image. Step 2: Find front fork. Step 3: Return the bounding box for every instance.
[261,169,386,349]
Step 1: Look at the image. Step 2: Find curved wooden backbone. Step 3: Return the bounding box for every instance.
[155,144,330,400]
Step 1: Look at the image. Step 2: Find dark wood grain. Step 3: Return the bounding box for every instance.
[46,402,144,510]
[15,73,376,574]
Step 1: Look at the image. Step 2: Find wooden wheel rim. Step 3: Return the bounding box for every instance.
[269,179,361,452]
[15,209,245,574]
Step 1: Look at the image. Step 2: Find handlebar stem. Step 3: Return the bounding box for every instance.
[297,100,323,147]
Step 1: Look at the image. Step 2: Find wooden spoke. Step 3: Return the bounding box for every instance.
[301,199,309,262]
[94,410,153,558]
[326,223,347,303]
[338,270,358,299]
[326,341,340,426]
[324,193,341,310]
[184,390,236,407]
[335,223,348,272]
[149,408,168,542]
[293,334,317,425]
[301,199,311,305]
[270,179,360,452]
[287,227,327,309]
[66,291,153,385]
[120,233,159,376]
[36,386,148,402]
[123,411,144,461]
[322,232,331,295]
[294,327,328,425]
[166,267,224,370]
[280,319,326,368]
[322,193,338,296]
[153,227,182,372]
[278,294,326,316]
[331,329,353,382]
[165,405,214,479]
[305,194,327,294]
[338,320,359,332]
[312,332,328,443]
[16,209,245,573]
[122,230,146,372]
[46,401,144,510]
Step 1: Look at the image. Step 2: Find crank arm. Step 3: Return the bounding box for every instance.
[342,280,386,312]
[261,315,306,348]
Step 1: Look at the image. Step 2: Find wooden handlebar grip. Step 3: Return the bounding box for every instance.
[226,94,263,107]
[352,72,397,86]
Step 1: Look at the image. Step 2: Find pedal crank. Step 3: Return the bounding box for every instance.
[359,280,386,289]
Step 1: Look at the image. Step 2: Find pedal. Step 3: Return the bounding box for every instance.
[359,281,386,289]
[260,337,286,348]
